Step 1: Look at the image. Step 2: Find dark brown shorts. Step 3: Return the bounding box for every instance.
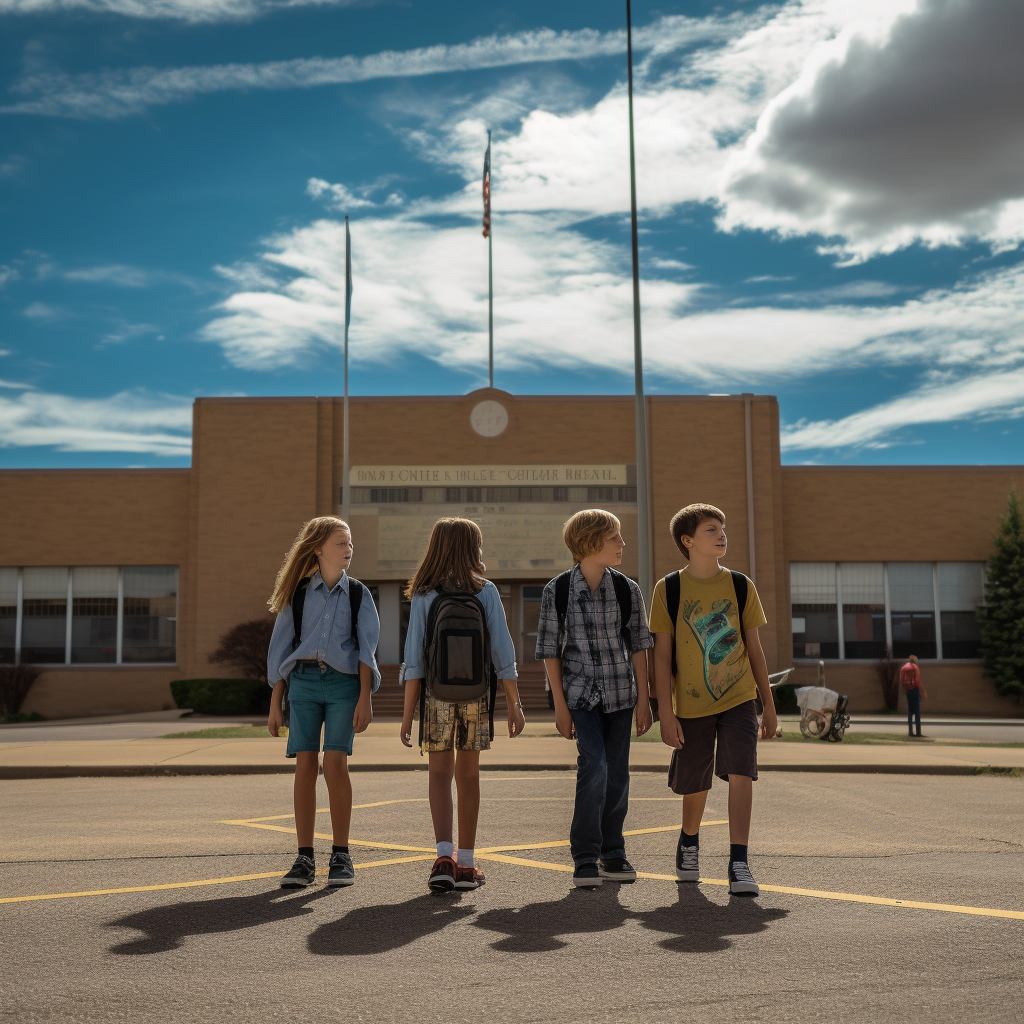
[667,700,759,795]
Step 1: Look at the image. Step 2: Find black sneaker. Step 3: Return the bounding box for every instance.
[572,862,602,889]
[598,857,637,883]
[676,845,699,882]
[327,850,355,887]
[728,860,760,897]
[280,854,316,888]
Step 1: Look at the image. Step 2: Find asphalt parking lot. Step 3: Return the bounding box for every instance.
[1,770,1021,1024]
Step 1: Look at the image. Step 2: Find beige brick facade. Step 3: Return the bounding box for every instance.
[1,391,1020,718]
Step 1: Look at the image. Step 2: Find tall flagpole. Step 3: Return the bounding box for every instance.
[484,130,494,389]
[626,0,652,603]
[341,215,352,524]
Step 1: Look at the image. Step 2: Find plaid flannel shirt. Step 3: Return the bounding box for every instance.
[534,564,653,712]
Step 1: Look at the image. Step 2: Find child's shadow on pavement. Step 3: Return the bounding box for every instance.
[636,885,789,953]
[308,893,477,956]
[473,887,632,953]
[107,887,336,955]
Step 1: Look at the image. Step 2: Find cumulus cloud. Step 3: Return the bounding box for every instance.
[782,367,1024,450]
[0,0,361,22]
[0,388,192,455]
[721,0,1024,260]
[1,15,743,119]
[202,212,1024,394]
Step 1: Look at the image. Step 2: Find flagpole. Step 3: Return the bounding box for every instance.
[487,129,494,389]
[626,0,652,604]
[341,215,352,524]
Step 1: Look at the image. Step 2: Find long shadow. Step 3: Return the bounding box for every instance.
[635,885,789,953]
[107,887,337,955]
[472,887,633,953]
[308,893,477,956]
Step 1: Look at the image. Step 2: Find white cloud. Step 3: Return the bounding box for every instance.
[0,265,20,287]
[0,378,35,390]
[64,263,150,287]
[202,211,1024,394]
[23,301,62,319]
[0,14,749,119]
[782,367,1024,450]
[0,388,192,455]
[0,0,361,23]
[307,178,378,210]
[720,0,1024,260]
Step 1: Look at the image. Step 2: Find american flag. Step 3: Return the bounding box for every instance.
[482,134,491,239]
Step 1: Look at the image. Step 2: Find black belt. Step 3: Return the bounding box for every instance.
[294,658,330,671]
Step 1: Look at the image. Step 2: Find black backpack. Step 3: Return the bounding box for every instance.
[418,586,498,746]
[664,569,748,678]
[283,575,366,724]
[552,567,634,652]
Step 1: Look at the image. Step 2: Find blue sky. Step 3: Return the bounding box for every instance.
[1,0,1023,468]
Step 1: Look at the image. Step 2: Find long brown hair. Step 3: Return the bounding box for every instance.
[268,516,350,613]
[405,517,486,598]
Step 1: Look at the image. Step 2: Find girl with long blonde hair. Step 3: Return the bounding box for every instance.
[266,516,380,889]
[400,517,526,892]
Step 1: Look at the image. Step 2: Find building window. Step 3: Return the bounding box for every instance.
[938,562,985,658]
[0,567,17,665]
[790,563,839,659]
[71,567,119,664]
[888,562,936,659]
[790,561,985,661]
[21,567,69,665]
[0,566,178,666]
[840,562,887,660]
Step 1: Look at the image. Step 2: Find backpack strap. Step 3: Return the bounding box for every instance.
[608,569,633,650]
[488,665,498,742]
[729,570,749,651]
[665,570,681,677]
[348,577,364,649]
[291,576,312,650]
[553,570,572,647]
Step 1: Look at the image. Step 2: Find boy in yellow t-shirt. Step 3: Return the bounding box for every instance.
[649,503,777,897]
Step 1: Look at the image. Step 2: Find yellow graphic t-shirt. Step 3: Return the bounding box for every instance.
[649,568,767,719]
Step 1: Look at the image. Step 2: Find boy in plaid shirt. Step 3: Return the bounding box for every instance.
[535,509,654,888]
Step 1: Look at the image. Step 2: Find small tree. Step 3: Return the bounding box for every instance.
[0,665,41,716]
[980,489,1024,701]
[208,618,275,684]
[874,646,901,710]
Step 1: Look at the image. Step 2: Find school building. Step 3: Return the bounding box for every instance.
[1,389,1020,719]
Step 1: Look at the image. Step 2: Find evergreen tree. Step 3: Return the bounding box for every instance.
[981,489,1024,700]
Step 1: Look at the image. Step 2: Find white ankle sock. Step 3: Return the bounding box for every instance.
[457,848,475,868]
[436,841,454,859]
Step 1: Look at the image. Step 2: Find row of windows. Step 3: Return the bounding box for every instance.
[0,567,178,666]
[347,486,638,505]
[791,562,984,661]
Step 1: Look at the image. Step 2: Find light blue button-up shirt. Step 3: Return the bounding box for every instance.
[403,581,518,682]
[267,571,381,691]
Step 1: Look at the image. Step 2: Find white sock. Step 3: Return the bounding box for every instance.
[436,841,454,859]
[457,848,475,868]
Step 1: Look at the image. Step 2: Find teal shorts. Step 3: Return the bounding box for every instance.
[286,663,361,758]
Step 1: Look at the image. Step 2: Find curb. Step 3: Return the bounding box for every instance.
[1,763,1020,780]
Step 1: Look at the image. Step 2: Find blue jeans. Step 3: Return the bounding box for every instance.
[906,688,922,736]
[568,705,634,866]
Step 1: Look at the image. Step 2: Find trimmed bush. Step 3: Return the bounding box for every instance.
[170,678,270,716]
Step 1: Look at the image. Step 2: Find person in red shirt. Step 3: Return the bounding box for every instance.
[899,655,928,737]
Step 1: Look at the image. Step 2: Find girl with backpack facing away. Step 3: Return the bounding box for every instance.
[399,517,526,892]
[266,516,380,889]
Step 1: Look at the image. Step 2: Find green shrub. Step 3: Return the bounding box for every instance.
[170,678,270,716]
[2,711,45,724]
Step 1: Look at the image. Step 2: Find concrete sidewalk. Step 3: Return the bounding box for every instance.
[1,721,1022,777]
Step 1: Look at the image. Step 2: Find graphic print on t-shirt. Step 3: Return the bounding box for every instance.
[680,597,746,700]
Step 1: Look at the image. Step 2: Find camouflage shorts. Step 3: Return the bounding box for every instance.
[421,690,490,752]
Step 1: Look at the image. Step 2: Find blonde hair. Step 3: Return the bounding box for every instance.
[268,516,350,613]
[405,517,487,599]
[562,509,621,564]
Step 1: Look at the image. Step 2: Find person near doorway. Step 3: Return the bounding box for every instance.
[900,654,928,737]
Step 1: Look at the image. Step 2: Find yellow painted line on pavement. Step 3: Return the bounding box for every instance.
[475,821,728,855]
[473,856,1024,921]
[0,853,434,906]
